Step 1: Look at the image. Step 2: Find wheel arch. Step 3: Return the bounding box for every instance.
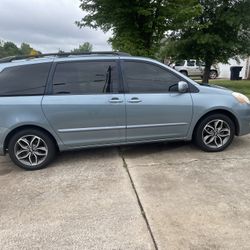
[209,69,218,78]
[4,125,59,153]
[180,70,188,75]
[192,109,240,139]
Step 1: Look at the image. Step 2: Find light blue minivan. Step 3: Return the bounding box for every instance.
[0,52,250,170]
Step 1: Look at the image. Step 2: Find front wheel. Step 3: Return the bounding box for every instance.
[194,114,235,152]
[8,129,56,170]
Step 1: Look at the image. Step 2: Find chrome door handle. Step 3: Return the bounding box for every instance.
[128,97,142,103]
[109,97,123,103]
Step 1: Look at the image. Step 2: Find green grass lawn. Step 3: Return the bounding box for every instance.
[197,79,250,98]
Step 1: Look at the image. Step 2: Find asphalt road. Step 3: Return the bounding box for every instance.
[1,135,250,249]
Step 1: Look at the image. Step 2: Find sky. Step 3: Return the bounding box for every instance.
[0,0,112,53]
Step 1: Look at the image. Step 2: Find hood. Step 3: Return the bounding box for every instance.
[198,83,233,95]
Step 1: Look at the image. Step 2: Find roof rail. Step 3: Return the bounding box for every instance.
[0,51,131,63]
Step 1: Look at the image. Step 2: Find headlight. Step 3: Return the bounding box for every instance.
[232,92,250,104]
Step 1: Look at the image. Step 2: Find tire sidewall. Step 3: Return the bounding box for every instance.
[8,129,56,170]
[195,114,235,152]
[209,70,217,79]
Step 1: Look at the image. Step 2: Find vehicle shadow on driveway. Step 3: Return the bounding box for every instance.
[0,136,249,173]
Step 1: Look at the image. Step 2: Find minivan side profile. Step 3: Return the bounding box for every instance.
[0,52,250,170]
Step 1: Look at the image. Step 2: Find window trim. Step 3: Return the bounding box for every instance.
[120,59,190,94]
[47,59,122,96]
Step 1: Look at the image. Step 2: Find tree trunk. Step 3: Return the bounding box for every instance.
[202,63,212,83]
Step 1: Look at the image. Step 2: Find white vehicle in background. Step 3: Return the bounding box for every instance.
[173,59,220,79]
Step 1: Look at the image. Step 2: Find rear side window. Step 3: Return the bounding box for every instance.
[52,61,119,95]
[187,60,195,66]
[0,63,51,96]
[175,60,185,66]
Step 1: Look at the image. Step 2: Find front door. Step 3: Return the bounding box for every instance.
[42,60,126,148]
[122,60,193,142]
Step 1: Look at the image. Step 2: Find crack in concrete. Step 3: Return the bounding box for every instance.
[118,147,158,250]
[125,157,250,169]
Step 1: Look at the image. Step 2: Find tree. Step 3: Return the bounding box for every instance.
[77,0,201,57]
[71,42,93,53]
[30,49,41,56]
[167,0,250,83]
[58,49,66,54]
[0,41,4,58]
[20,43,32,55]
[155,38,177,63]
[0,41,40,58]
[0,41,20,58]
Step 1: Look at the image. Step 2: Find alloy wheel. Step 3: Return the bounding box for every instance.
[202,119,231,149]
[14,135,48,167]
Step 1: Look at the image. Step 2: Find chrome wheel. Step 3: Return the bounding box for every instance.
[202,119,231,149]
[14,135,48,167]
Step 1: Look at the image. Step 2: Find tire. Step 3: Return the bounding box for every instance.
[209,70,218,79]
[180,70,188,76]
[8,129,56,170]
[194,114,235,152]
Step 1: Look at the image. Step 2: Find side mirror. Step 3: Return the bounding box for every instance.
[178,81,189,93]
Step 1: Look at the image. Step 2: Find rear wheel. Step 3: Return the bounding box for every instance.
[194,114,235,152]
[209,70,218,79]
[8,129,56,170]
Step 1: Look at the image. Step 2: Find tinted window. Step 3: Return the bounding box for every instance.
[187,60,195,66]
[175,60,185,66]
[52,61,119,95]
[197,61,205,67]
[123,61,181,93]
[0,63,51,96]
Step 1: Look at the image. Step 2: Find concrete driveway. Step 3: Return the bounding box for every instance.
[1,135,250,249]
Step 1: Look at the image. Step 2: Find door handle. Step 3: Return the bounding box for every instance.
[109,97,123,103]
[128,97,142,103]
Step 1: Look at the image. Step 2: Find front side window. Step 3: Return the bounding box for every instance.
[52,61,119,95]
[0,63,51,96]
[123,61,181,93]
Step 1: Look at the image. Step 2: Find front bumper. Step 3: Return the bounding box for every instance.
[236,104,250,136]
